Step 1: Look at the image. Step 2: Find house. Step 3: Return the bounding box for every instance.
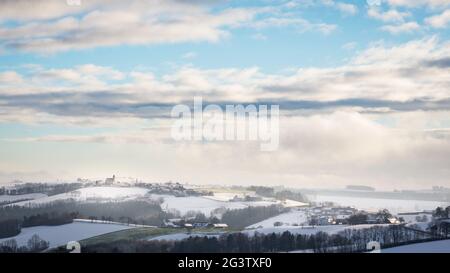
[105,175,116,185]
[334,215,349,225]
[193,222,209,228]
[165,218,183,227]
[387,217,401,224]
[212,223,228,229]
[317,216,333,226]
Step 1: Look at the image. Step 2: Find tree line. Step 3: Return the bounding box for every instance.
[247,186,308,203]
[0,200,170,239]
[0,183,84,196]
[79,225,438,253]
[220,205,287,229]
[0,234,49,253]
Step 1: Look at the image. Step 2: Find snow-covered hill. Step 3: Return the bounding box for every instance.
[154,194,278,216]
[0,193,48,204]
[244,224,391,236]
[6,186,278,217]
[10,186,150,206]
[307,194,449,214]
[246,210,308,229]
[0,221,135,249]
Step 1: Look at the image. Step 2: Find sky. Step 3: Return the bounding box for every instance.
[0,0,450,190]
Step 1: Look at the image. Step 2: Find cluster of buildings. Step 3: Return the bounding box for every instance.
[136,182,212,197]
[306,204,402,226]
[307,205,358,226]
[230,195,263,202]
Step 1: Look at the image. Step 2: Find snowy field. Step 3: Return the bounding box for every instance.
[0,193,47,204]
[153,194,277,216]
[246,210,308,229]
[149,232,223,241]
[382,239,450,253]
[307,194,448,214]
[11,187,150,206]
[7,187,278,216]
[399,213,433,231]
[0,222,135,249]
[203,192,247,202]
[244,224,391,236]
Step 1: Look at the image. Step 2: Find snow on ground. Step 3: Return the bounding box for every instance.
[247,210,308,229]
[204,192,245,202]
[0,222,135,249]
[406,222,431,231]
[149,232,223,241]
[280,199,309,208]
[399,213,433,231]
[244,224,391,236]
[307,194,448,214]
[399,213,432,224]
[382,239,450,253]
[11,187,150,206]
[0,193,48,204]
[153,194,277,216]
[73,219,157,228]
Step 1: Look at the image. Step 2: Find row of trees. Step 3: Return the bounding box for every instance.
[81,231,350,253]
[0,183,84,196]
[0,200,166,223]
[0,219,21,238]
[433,206,450,219]
[81,225,436,253]
[0,200,170,239]
[0,211,77,239]
[220,205,287,229]
[247,186,308,203]
[346,209,395,225]
[0,234,49,253]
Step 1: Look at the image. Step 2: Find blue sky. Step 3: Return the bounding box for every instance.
[1,0,449,73]
[0,0,450,189]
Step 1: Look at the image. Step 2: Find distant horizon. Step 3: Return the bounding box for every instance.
[0,176,447,193]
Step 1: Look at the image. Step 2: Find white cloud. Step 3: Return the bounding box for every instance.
[381,21,421,33]
[1,38,449,117]
[244,16,337,35]
[8,110,450,189]
[426,9,450,27]
[182,52,198,60]
[342,41,357,50]
[0,1,338,53]
[335,2,359,15]
[387,0,450,8]
[0,1,259,53]
[321,0,358,15]
[368,7,411,22]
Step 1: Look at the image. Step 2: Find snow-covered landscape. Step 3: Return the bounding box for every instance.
[9,187,150,207]
[0,182,449,253]
[156,194,278,216]
[246,210,308,229]
[149,232,224,242]
[307,194,449,214]
[0,193,47,205]
[0,221,135,249]
[2,0,450,264]
[244,224,392,236]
